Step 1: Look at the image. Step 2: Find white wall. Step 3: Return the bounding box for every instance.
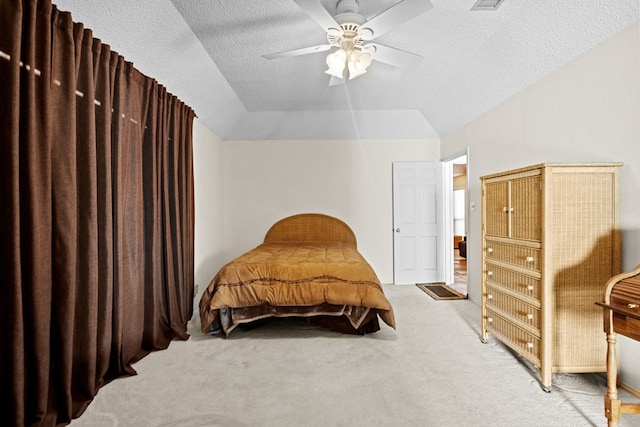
[192,119,225,302]
[441,22,640,390]
[222,139,440,283]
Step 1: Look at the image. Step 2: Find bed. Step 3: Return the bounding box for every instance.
[199,213,396,336]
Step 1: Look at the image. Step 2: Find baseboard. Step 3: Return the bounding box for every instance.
[619,381,640,399]
[595,373,640,399]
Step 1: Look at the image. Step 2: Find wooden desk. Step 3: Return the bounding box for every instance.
[597,265,640,427]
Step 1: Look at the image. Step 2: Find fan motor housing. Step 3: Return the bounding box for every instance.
[327,13,368,47]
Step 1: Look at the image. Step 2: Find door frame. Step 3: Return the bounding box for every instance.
[441,149,470,289]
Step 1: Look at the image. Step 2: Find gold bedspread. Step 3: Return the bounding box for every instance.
[199,240,396,334]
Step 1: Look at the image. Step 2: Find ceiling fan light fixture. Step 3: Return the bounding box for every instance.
[347,49,372,79]
[325,49,347,78]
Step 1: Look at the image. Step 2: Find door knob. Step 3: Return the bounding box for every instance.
[395,228,400,232]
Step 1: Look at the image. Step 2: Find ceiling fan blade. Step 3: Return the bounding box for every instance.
[367,43,423,68]
[263,44,331,60]
[328,75,345,86]
[360,0,434,41]
[293,0,342,33]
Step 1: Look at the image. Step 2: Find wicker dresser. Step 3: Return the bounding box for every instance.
[480,163,622,391]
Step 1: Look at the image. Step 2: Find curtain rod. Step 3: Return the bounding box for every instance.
[1,49,183,137]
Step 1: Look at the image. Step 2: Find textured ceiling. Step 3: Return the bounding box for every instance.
[53,0,639,140]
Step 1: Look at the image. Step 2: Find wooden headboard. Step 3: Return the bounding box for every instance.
[264,213,357,246]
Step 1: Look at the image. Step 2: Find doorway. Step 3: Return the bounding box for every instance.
[443,151,468,295]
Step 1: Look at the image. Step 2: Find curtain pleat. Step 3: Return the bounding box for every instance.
[0,1,196,425]
[92,40,115,397]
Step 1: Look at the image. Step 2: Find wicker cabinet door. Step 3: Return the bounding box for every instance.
[510,175,542,241]
[483,181,509,238]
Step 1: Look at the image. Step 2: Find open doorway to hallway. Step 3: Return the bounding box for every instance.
[445,152,468,295]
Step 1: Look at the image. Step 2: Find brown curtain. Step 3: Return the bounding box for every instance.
[0,1,196,425]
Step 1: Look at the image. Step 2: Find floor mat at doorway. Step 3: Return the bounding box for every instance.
[416,283,466,300]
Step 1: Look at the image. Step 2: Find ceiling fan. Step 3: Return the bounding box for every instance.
[263,0,434,85]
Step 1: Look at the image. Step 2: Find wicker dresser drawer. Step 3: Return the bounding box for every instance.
[484,240,540,271]
[485,262,541,301]
[485,284,541,330]
[486,308,541,364]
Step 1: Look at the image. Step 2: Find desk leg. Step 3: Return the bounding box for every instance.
[605,332,620,427]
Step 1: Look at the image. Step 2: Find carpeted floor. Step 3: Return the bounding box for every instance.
[69,285,640,427]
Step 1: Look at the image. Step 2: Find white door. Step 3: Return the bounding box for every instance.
[393,162,445,284]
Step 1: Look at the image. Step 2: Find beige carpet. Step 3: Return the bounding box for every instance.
[69,285,640,427]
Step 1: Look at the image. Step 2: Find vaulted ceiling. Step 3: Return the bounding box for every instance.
[53,0,639,140]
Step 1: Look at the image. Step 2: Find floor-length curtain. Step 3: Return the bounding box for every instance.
[0,1,195,425]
